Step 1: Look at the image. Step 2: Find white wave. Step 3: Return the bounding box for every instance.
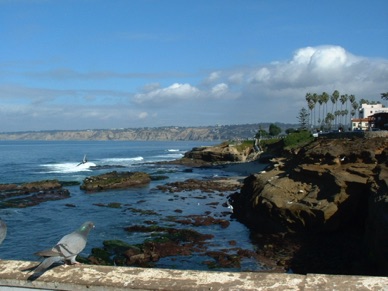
[41,162,97,173]
[148,153,184,162]
[102,157,143,162]
[167,149,180,152]
[100,156,144,164]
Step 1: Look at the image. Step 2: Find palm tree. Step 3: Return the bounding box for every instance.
[348,95,356,126]
[339,94,348,126]
[330,90,339,127]
[308,100,315,129]
[381,92,388,107]
[352,101,359,118]
[321,92,330,126]
[325,113,335,130]
[335,110,341,126]
[317,94,324,128]
[341,110,348,127]
[305,93,312,128]
[311,93,319,127]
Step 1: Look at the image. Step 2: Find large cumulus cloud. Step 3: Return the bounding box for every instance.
[129,45,388,125]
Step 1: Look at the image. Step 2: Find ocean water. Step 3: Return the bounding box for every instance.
[0,140,264,271]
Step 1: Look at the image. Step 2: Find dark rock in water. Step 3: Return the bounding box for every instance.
[88,226,214,267]
[150,175,169,181]
[60,181,81,187]
[91,164,127,170]
[80,171,151,192]
[0,180,70,208]
[171,214,230,229]
[155,178,241,193]
[93,202,122,208]
[87,223,269,271]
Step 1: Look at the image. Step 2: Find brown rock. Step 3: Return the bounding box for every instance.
[80,171,151,192]
[230,135,388,274]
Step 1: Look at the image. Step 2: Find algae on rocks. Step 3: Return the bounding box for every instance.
[80,171,151,192]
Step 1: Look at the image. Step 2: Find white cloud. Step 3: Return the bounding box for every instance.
[228,72,244,84]
[211,83,228,96]
[205,71,221,84]
[138,112,148,119]
[134,83,201,104]
[236,45,387,94]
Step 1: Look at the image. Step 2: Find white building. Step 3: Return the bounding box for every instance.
[358,103,388,119]
[351,118,369,131]
[351,103,388,131]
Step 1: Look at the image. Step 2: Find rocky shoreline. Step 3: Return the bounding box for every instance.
[227,135,388,276]
[1,135,387,275]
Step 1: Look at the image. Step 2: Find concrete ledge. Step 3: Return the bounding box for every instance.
[0,260,387,290]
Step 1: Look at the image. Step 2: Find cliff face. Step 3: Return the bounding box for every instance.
[183,142,258,163]
[230,135,388,274]
[0,123,295,141]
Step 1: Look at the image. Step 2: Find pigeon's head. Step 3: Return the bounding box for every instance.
[79,221,95,236]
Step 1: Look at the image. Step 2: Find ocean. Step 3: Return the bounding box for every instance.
[0,140,264,271]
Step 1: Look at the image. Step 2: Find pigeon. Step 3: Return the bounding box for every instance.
[31,221,94,276]
[0,219,6,245]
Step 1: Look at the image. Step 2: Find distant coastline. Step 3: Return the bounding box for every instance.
[0,123,296,141]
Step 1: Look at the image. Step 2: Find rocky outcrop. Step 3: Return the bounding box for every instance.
[364,164,388,273]
[183,142,257,164]
[229,136,388,274]
[80,171,151,192]
[0,180,70,208]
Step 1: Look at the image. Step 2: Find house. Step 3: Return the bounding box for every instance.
[358,103,388,119]
[369,112,388,130]
[351,103,388,131]
[351,118,370,131]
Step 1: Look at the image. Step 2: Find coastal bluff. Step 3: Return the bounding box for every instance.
[0,124,285,141]
[228,133,388,275]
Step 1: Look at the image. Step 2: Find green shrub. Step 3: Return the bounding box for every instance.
[283,130,313,148]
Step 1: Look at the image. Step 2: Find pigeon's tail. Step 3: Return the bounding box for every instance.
[33,256,63,275]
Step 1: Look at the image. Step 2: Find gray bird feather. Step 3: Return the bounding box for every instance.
[0,219,6,246]
[32,221,94,275]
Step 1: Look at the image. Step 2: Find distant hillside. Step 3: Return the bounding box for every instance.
[0,123,296,141]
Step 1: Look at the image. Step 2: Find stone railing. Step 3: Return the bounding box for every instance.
[0,260,387,290]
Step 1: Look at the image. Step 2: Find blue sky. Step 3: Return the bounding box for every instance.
[1,0,387,132]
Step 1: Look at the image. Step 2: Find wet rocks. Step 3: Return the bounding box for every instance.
[80,171,151,192]
[155,178,242,193]
[86,222,267,271]
[0,180,70,208]
[88,226,214,267]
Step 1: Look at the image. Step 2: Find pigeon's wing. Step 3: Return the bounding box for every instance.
[31,256,63,277]
[56,232,87,258]
[34,247,62,257]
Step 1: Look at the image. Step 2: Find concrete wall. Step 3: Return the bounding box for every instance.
[0,260,387,291]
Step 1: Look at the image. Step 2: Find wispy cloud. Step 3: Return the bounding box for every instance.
[24,68,189,80]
